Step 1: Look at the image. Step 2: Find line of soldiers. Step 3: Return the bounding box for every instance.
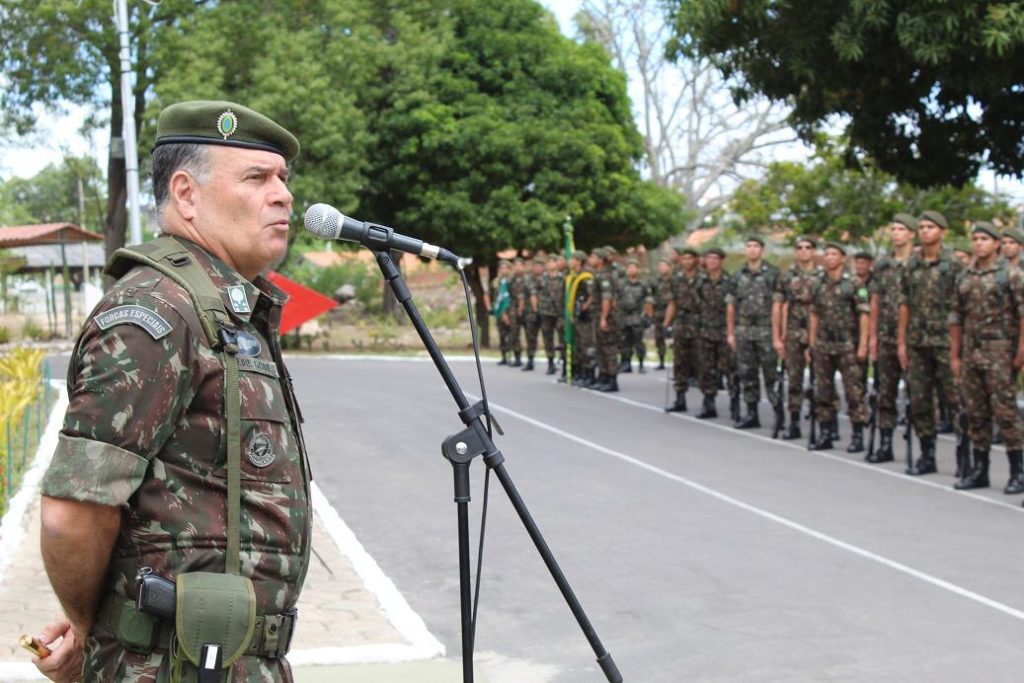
[486,211,1024,503]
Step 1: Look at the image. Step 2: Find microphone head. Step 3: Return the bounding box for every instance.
[304,203,343,239]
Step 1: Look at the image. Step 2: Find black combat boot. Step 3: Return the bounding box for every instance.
[735,402,760,429]
[546,357,556,375]
[589,371,606,390]
[498,352,509,366]
[867,428,895,463]
[638,356,646,374]
[954,449,990,490]
[656,352,666,370]
[906,436,937,475]
[846,423,865,453]
[1004,450,1024,494]
[666,390,687,413]
[522,355,534,371]
[571,366,588,387]
[620,356,632,373]
[512,352,523,367]
[729,395,741,423]
[809,429,834,451]
[696,394,717,419]
[783,412,802,440]
[829,417,840,442]
[598,375,619,393]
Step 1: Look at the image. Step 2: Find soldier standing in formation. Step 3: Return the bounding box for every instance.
[569,250,597,387]
[664,248,702,412]
[490,259,513,365]
[538,255,565,375]
[593,248,621,392]
[898,210,965,476]
[1003,228,1023,269]
[950,222,1024,493]
[652,257,674,370]
[866,214,917,463]
[773,236,822,440]
[618,257,653,373]
[695,248,738,420]
[727,236,780,428]
[520,256,545,371]
[508,257,528,366]
[808,243,871,452]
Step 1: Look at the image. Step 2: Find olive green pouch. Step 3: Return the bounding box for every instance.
[169,572,256,683]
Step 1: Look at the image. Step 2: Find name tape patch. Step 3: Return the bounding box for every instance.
[237,356,279,378]
[95,305,172,340]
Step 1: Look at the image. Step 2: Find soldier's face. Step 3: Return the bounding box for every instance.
[745,241,763,261]
[854,258,871,278]
[890,223,914,246]
[681,253,697,270]
[1002,237,1021,259]
[794,242,814,263]
[823,248,844,270]
[972,233,998,259]
[705,254,722,274]
[192,146,292,279]
[657,261,670,276]
[532,263,543,276]
[917,220,944,246]
[499,264,510,277]
[627,263,639,278]
[514,262,525,274]
[547,260,559,273]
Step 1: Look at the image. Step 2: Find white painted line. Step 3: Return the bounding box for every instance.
[307,482,446,661]
[481,397,1024,624]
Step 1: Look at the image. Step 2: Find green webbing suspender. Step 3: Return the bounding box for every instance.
[105,237,243,575]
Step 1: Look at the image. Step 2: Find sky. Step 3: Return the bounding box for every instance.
[2,0,1021,205]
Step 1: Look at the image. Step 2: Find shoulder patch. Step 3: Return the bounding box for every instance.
[94,305,173,340]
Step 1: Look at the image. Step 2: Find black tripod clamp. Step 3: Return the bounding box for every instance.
[442,402,504,503]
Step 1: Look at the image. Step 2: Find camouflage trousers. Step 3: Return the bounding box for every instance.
[698,337,738,398]
[598,321,620,375]
[509,313,524,353]
[907,345,959,439]
[496,316,512,354]
[573,317,597,372]
[736,329,778,405]
[875,341,902,430]
[540,314,563,359]
[672,326,700,392]
[653,309,667,358]
[961,343,1023,451]
[621,322,646,361]
[784,336,809,414]
[813,345,868,424]
[523,312,540,356]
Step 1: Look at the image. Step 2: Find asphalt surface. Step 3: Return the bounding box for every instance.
[47,353,1024,681]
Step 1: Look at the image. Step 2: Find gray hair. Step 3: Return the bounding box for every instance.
[152,143,212,226]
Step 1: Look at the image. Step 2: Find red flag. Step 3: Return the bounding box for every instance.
[266,271,338,335]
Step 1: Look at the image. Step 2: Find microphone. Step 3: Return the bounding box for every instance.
[304,203,468,268]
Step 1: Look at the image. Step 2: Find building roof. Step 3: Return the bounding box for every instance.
[10,243,107,270]
[0,223,104,249]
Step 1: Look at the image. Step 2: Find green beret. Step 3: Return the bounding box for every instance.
[658,257,674,266]
[795,235,817,248]
[591,247,608,259]
[893,213,918,231]
[532,255,545,265]
[1003,228,1024,245]
[823,241,847,255]
[746,235,766,247]
[972,221,1000,240]
[919,210,948,230]
[571,250,587,261]
[704,247,726,258]
[498,259,511,267]
[854,251,874,260]
[604,246,618,255]
[680,247,700,257]
[154,100,299,161]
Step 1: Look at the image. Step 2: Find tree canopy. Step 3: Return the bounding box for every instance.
[0,156,106,230]
[668,0,1024,188]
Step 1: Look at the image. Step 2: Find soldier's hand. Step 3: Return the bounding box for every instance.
[897,343,908,370]
[856,344,867,362]
[33,619,84,683]
[727,333,736,352]
[600,318,609,333]
[772,339,784,357]
[869,337,878,362]
[950,355,961,378]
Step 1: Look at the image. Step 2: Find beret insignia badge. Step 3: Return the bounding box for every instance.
[217,109,238,139]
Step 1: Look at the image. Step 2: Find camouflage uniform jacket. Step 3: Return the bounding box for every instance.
[595,268,618,321]
[727,262,780,335]
[523,274,540,315]
[572,269,595,322]
[870,255,907,345]
[774,265,822,344]
[900,249,964,347]
[653,274,673,318]
[509,273,528,316]
[812,271,870,353]
[668,269,702,335]
[618,278,650,326]
[537,272,564,317]
[697,272,732,341]
[951,262,1024,349]
[41,237,311,679]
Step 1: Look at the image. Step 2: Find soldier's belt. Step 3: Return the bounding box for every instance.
[968,338,1012,350]
[96,592,297,659]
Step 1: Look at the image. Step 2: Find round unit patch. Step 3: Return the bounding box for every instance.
[217,109,238,139]
[247,432,275,468]
[234,331,263,357]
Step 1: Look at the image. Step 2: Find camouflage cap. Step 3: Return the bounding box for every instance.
[704,247,726,258]
[919,210,948,230]
[513,256,525,264]
[547,254,561,262]
[823,241,847,255]
[893,212,918,231]
[972,221,1000,240]
[154,100,300,161]
[746,235,766,246]
[532,255,546,265]
[795,235,818,248]
[658,256,674,266]
[854,250,874,260]
[571,249,587,261]
[1003,227,1024,245]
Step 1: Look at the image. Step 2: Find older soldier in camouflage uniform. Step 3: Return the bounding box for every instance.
[569,250,598,387]
[652,257,674,370]
[727,236,781,428]
[618,258,653,374]
[521,256,545,371]
[538,255,565,375]
[808,242,871,452]
[37,101,310,683]
[898,210,966,476]
[772,236,822,440]
[663,248,702,411]
[866,214,916,463]
[508,257,528,366]
[950,222,1024,493]
[695,248,738,419]
[592,248,620,392]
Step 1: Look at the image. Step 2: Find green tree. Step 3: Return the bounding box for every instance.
[668,0,1024,187]
[0,156,106,230]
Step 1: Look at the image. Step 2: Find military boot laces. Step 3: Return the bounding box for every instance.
[521,355,534,371]
[1004,450,1024,495]
[666,390,687,413]
[782,411,802,440]
[866,429,895,463]
[906,437,937,476]
[846,423,865,453]
[954,450,990,490]
[735,402,760,429]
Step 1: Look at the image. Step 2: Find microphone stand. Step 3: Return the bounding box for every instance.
[372,250,622,683]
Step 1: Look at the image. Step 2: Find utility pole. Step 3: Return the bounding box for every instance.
[116,0,143,245]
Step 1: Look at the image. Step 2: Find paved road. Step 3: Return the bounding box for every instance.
[46,353,1024,682]
[282,355,1024,683]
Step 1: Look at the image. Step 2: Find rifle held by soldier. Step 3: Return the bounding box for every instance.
[902,374,914,472]
[772,360,786,439]
[806,358,817,450]
[866,361,878,457]
[955,408,971,480]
